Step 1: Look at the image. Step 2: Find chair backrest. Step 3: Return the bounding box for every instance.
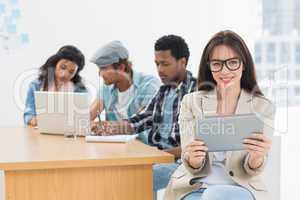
[262,135,281,200]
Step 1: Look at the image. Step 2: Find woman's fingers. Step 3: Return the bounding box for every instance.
[243,133,272,160]
[192,145,208,152]
[183,140,208,166]
[188,140,206,147]
[190,151,206,157]
[243,143,265,153]
[186,144,208,153]
[243,139,267,148]
[185,141,208,161]
[247,133,272,144]
[187,140,207,149]
[184,140,208,168]
[244,133,272,152]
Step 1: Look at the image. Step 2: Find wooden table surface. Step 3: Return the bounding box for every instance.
[0,127,174,170]
[0,127,174,200]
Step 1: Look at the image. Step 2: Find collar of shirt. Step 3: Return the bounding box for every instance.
[164,70,193,95]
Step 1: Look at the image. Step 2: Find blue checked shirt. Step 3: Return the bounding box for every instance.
[128,70,197,149]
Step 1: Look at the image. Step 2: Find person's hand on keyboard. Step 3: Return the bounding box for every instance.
[91,120,135,135]
[90,121,107,135]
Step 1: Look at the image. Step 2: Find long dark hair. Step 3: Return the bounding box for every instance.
[38,45,86,91]
[198,30,263,96]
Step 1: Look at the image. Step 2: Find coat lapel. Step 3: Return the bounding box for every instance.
[201,89,218,117]
[235,90,252,115]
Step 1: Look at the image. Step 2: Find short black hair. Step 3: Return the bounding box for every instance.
[154,35,190,64]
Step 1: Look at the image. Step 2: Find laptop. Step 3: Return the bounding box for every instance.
[195,113,264,151]
[34,91,91,136]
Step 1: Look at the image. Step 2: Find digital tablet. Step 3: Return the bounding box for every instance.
[195,113,264,152]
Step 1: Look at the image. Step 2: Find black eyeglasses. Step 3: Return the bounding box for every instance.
[208,57,241,72]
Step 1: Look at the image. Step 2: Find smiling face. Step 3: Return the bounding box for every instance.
[154,50,186,85]
[209,45,243,89]
[54,59,78,85]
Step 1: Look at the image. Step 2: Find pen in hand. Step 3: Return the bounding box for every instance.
[95,110,105,135]
[97,110,101,124]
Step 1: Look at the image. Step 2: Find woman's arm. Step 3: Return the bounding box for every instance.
[28,117,37,127]
[183,140,208,169]
[243,133,271,169]
[179,94,210,174]
[24,81,39,126]
[243,98,275,176]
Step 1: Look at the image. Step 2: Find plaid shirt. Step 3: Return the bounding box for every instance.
[128,70,197,149]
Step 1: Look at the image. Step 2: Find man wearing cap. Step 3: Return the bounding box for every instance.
[93,36,197,196]
[90,41,160,143]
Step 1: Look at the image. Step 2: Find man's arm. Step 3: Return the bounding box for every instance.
[125,94,157,133]
[89,99,104,121]
[95,95,157,135]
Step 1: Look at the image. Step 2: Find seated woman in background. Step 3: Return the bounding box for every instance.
[24,45,87,126]
[164,30,275,200]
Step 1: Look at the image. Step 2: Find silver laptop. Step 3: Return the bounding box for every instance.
[34,91,90,136]
[195,113,264,151]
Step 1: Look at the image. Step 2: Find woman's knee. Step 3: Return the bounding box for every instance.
[181,190,203,200]
[201,185,254,200]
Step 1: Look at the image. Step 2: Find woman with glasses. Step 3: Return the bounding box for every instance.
[164,30,275,200]
[24,45,87,126]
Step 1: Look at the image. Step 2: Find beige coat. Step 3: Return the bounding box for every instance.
[164,89,275,200]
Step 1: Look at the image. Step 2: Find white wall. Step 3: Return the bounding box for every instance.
[0,0,284,200]
[0,0,262,126]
